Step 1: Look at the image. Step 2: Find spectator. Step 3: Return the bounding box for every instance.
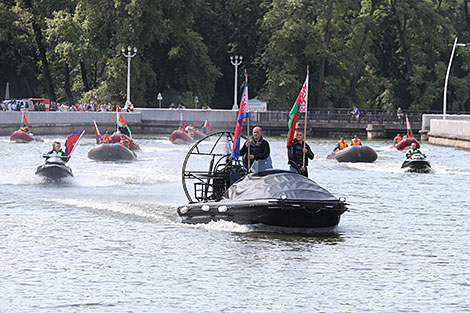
[349,106,360,122]
[396,107,404,124]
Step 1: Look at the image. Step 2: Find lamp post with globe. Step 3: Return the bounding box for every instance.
[122,46,137,108]
[230,55,243,109]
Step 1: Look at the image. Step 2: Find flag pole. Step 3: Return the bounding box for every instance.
[302,65,309,168]
[245,70,251,170]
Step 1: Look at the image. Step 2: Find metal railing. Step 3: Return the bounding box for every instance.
[249,109,469,126]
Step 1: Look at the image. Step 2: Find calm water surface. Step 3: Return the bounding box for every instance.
[1,134,469,312]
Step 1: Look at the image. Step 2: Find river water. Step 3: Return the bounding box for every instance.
[1,134,469,312]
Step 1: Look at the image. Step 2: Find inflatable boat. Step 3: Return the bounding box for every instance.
[326,145,378,163]
[10,130,44,143]
[88,143,137,162]
[392,137,420,151]
[169,129,196,144]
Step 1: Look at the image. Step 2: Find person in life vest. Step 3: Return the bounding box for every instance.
[99,132,111,144]
[287,130,314,177]
[45,141,69,161]
[333,137,348,152]
[240,126,272,172]
[402,134,408,140]
[351,135,362,146]
[19,125,30,133]
[394,133,402,144]
[186,125,195,138]
[120,135,130,148]
[405,142,425,159]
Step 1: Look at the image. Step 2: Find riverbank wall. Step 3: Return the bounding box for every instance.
[1,108,422,138]
[428,118,470,150]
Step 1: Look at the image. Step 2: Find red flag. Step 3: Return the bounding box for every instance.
[93,119,101,144]
[287,73,309,147]
[203,120,212,130]
[21,112,30,126]
[231,81,249,160]
[65,130,85,156]
[406,114,413,138]
[180,112,186,130]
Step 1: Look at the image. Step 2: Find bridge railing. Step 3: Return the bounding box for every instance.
[250,109,458,127]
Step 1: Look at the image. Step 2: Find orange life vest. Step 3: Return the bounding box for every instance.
[394,136,402,143]
[337,140,348,150]
[351,138,361,146]
[120,138,130,148]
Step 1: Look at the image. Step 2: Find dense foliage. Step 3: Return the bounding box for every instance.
[1,0,470,111]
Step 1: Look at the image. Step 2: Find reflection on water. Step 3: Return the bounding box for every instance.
[1,135,470,312]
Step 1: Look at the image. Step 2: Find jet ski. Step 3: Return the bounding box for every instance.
[88,143,137,162]
[327,145,377,162]
[401,153,431,173]
[177,132,348,229]
[35,154,73,179]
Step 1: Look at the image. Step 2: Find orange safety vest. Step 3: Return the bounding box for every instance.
[120,138,130,147]
[394,136,402,143]
[351,138,361,146]
[337,140,348,150]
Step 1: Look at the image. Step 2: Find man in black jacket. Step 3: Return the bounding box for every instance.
[287,131,314,177]
[240,126,272,172]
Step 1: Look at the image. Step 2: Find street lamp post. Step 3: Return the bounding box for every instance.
[230,55,243,109]
[443,38,466,120]
[157,92,163,108]
[122,46,137,107]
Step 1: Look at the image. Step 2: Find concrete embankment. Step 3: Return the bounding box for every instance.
[420,114,470,141]
[428,118,470,150]
[1,108,421,139]
[0,109,240,137]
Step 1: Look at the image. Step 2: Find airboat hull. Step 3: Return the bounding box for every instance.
[178,199,346,228]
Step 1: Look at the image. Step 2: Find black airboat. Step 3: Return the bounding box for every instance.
[177,132,348,229]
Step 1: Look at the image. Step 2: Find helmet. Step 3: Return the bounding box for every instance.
[353,135,358,138]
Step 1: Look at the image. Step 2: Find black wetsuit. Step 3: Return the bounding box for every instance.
[287,139,314,177]
[240,137,270,168]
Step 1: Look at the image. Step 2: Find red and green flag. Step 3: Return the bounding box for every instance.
[21,112,30,127]
[117,111,132,137]
[286,73,309,147]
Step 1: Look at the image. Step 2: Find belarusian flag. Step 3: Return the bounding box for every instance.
[117,111,132,136]
[21,112,30,127]
[286,72,309,147]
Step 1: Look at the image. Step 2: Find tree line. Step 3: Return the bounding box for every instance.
[1,0,470,112]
